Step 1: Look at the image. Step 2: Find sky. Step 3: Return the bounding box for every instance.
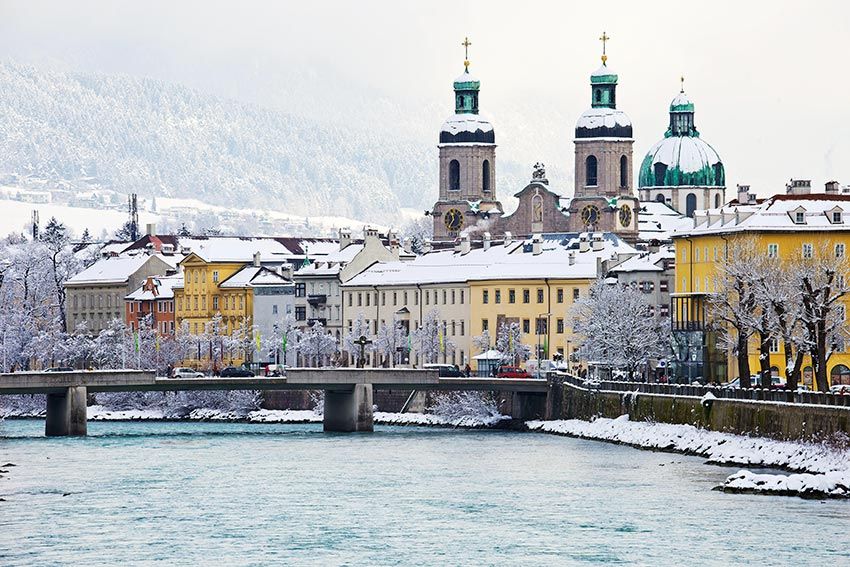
[2,0,850,200]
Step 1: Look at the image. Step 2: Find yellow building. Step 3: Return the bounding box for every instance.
[673,190,850,387]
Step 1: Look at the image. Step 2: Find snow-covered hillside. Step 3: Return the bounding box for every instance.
[0,61,438,221]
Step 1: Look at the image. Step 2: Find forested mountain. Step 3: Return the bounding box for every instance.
[0,61,441,220]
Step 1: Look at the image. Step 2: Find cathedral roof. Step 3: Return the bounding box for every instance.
[439,113,495,144]
[638,136,724,187]
[575,107,633,139]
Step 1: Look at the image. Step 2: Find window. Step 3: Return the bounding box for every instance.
[802,243,813,259]
[449,160,460,190]
[460,290,464,303]
[212,296,219,310]
[451,321,456,336]
[295,283,306,297]
[714,247,718,261]
[536,317,547,335]
[482,160,491,192]
[769,337,780,354]
[482,319,489,332]
[442,290,447,304]
[213,271,219,283]
[482,290,489,304]
[653,163,667,186]
[837,244,845,259]
[272,304,278,315]
[295,306,306,321]
[685,193,697,218]
[393,291,397,306]
[715,194,721,208]
[460,321,465,336]
[766,243,778,259]
[573,288,580,300]
[451,290,455,304]
[834,211,843,224]
[619,155,628,188]
[557,288,564,303]
[495,289,501,304]
[640,281,654,294]
[358,292,362,306]
[556,318,564,334]
[795,211,805,224]
[508,289,516,304]
[522,319,530,333]
[585,155,598,186]
[415,291,419,305]
[347,293,352,307]
[659,280,669,292]
[381,292,386,306]
[682,277,687,291]
[523,289,530,303]
[594,89,601,103]
[537,288,544,303]
[403,291,408,304]
[681,248,687,262]
[695,247,700,262]
[425,291,430,305]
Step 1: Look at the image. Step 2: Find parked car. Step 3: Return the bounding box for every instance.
[171,367,204,379]
[423,363,465,377]
[496,365,532,379]
[220,366,255,378]
[44,366,74,372]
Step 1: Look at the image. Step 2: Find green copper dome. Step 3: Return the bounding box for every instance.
[638,90,724,188]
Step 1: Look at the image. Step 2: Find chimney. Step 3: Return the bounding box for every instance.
[339,228,352,251]
[402,237,412,254]
[145,223,156,237]
[363,226,379,245]
[279,263,294,280]
[253,251,261,267]
[736,184,750,204]
[482,231,491,251]
[532,234,542,256]
[826,180,840,194]
[591,233,604,252]
[786,179,812,195]
[423,239,433,254]
[568,251,576,266]
[579,233,590,253]
[648,240,660,254]
[504,231,513,245]
[460,233,471,255]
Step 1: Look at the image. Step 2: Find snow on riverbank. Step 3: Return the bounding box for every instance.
[526,415,850,499]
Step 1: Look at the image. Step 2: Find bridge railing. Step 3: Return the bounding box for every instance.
[549,372,850,407]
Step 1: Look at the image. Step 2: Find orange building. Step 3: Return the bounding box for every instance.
[125,275,182,335]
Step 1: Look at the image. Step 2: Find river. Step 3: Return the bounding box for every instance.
[1,420,848,566]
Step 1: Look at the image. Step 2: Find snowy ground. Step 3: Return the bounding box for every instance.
[527,415,850,499]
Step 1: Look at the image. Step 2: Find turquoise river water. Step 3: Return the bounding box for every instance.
[0,419,848,566]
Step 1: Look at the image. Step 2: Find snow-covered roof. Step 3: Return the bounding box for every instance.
[676,194,850,237]
[178,237,294,263]
[637,201,693,241]
[576,107,631,131]
[440,114,494,138]
[219,266,292,289]
[125,275,183,301]
[67,255,169,286]
[609,246,674,274]
[642,136,721,175]
[454,71,480,84]
[344,233,637,288]
[591,64,617,78]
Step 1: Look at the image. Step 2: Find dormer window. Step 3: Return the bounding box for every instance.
[835,212,843,223]
[795,212,805,224]
[827,206,844,224]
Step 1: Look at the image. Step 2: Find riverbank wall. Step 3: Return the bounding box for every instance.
[547,377,850,442]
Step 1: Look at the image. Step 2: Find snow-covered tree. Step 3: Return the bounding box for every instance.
[399,216,433,255]
[571,279,670,381]
[472,330,492,354]
[374,319,407,367]
[262,314,300,366]
[494,322,532,365]
[413,308,454,364]
[343,313,373,366]
[297,321,338,367]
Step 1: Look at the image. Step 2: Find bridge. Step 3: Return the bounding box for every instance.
[0,369,549,436]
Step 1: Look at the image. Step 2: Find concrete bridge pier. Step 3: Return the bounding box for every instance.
[323,384,374,432]
[45,386,88,436]
[511,391,548,421]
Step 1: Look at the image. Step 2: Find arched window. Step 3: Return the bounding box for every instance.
[714,194,721,208]
[653,163,667,186]
[595,89,601,103]
[619,155,628,188]
[713,163,725,185]
[482,160,491,192]
[585,155,598,186]
[655,194,666,203]
[686,193,697,217]
[831,364,850,386]
[449,160,460,190]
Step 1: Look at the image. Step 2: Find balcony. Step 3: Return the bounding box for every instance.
[307,294,327,306]
[307,317,328,327]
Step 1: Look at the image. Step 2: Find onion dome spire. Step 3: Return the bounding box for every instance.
[453,36,480,115]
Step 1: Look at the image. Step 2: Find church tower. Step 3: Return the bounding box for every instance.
[566,33,638,240]
[431,37,502,241]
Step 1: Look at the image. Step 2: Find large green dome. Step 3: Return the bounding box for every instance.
[638,90,724,188]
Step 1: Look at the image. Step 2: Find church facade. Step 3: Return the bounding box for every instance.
[430,37,716,242]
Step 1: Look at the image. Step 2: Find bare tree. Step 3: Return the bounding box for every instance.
[297,321,338,367]
[413,308,454,365]
[374,319,407,367]
[494,322,532,366]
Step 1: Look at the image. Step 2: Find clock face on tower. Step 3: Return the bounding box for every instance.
[580,204,600,226]
[618,204,632,227]
[444,208,464,231]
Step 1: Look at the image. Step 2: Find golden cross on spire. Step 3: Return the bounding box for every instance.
[462,36,472,71]
[599,31,610,65]
[680,75,685,93]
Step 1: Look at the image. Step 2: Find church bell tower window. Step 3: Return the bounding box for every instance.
[482,160,490,192]
[619,155,628,188]
[585,155,598,187]
[449,160,461,190]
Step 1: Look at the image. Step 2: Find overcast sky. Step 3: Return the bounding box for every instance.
[2,0,849,199]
